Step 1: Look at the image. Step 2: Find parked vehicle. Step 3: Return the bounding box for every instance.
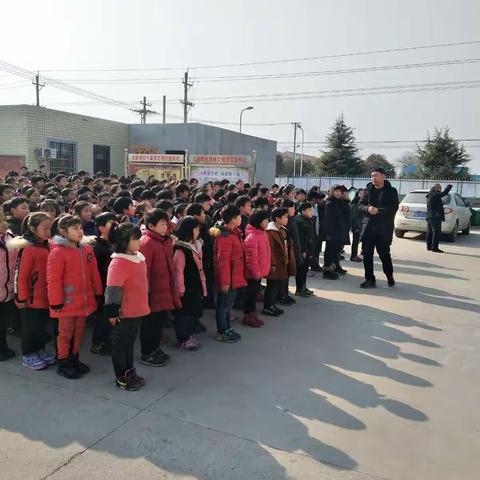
[394,190,472,242]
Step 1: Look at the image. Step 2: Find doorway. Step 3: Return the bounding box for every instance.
[93,145,110,175]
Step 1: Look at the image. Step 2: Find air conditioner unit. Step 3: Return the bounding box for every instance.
[40,147,57,159]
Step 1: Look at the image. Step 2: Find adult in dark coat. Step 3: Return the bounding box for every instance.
[358,168,399,288]
[350,188,365,261]
[426,183,452,253]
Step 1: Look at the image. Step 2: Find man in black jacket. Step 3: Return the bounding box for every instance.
[358,168,399,288]
[426,183,453,253]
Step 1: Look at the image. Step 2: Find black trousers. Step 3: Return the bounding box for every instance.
[325,240,343,267]
[91,306,112,346]
[295,263,308,291]
[20,308,49,355]
[111,317,141,378]
[362,233,393,281]
[265,279,283,308]
[351,231,361,258]
[426,218,442,250]
[174,311,195,344]
[0,300,18,352]
[140,311,167,355]
[244,278,261,313]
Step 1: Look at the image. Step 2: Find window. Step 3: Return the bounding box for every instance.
[48,140,77,172]
[402,192,450,205]
[454,194,465,207]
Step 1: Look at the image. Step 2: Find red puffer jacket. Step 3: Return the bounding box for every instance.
[10,233,50,309]
[47,235,102,318]
[244,224,271,280]
[210,224,247,290]
[139,230,181,312]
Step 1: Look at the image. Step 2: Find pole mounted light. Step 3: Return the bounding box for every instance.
[239,106,254,133]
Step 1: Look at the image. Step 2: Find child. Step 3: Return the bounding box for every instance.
[210,204,246,343]
[139,209,180,366]
[104,223,150,391]
[235,195,252,238]
[11,212,55,370]
[74,200,98,236]
[243,210,271,327]
[172,203,186,225]
[0,212,18,361]
[291,202,316,296]
[263,208,289,316]
[4,197,30,236]
[91,212,117,355]
[173,216,207,350]
[113,197,138,225]
[47,214,103,379]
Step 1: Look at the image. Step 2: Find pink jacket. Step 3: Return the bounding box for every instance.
[0,232,17,303]
[244,224,271,280]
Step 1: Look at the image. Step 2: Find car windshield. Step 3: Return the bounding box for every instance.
[402,192,450,205]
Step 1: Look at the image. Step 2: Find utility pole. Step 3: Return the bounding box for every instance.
[292,122,300,177]
[32,71,45,107]
[180,71,194,123]
[131,96,158,124]
[162,95,167,124]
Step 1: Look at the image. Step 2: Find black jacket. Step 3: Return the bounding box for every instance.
[291,214,316,266]
[323,196,351,245]
[359,180,399,243]
[6,217,22,236]
[93,237,112,291]
[426,185,452,221]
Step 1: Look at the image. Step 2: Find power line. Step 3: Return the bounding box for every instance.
[38,39,480,72]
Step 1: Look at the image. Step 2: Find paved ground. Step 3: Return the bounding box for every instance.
[1,230,479,480]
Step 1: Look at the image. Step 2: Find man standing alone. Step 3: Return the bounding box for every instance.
[426,183,453,253]
[359,168,399,288]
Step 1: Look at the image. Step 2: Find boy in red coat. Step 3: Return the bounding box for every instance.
[210,204,246,343]
[47,215,102,379]
[139,208,180,367]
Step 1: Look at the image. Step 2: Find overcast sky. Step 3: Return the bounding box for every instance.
[1,0,479,172]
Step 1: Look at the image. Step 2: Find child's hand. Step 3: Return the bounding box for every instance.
[270,266,276,273]
[302,252,307,259]
[220,285,229,293]
[109,317,120,326]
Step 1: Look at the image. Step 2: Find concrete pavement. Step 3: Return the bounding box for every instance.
[1,231,479,480]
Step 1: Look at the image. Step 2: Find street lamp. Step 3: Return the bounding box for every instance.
[297,124,305,176]
[292,122,301,177]
[239,106,254,133]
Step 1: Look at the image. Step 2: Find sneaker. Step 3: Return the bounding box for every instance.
[387,275,396,287]
[272,306,284,315]
[279,296,295,306]
[154,347,171,364]
[223,328,241,343]
[360,279,377,289]
[91,343,112,356]
[339,255,345,260]
[7,326,21,337]
[432,248,444,253]
[57,359,80,379]
[178,336,200,351]
[141,350,169,367]
[262,306,281,317]
[192,319,207,334]
[295,289,310,297]
[335,267,348,275]
[127,368,146,387]
[305,288,314,295]
[116,370,142,391]
[22,353,47,371]
[37,350,56,366]
[350,255,363,262]
[72,353,90,374]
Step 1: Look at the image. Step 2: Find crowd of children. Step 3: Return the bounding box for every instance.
[0,167,365,391]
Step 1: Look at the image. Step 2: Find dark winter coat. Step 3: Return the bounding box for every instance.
[350,197,364,233]
[93,237,112,292]
[6,217,22,236]
[358,180,399,243]
[291,214,316,266]
[323,196,351,245]
[82,220,99,237]
[173,241,204,316]
[426,184,452,221]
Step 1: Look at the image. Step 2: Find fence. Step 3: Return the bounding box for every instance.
[275,176,480,199]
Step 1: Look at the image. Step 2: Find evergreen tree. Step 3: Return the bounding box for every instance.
[417,128,470,178]
[363,153,396,177]
[319,115,364,176]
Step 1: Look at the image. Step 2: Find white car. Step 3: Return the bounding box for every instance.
[394,189,472,242]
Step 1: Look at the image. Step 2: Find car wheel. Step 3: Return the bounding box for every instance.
[395,229,406,238]
[462,221,470,235]
[446,222,458,242]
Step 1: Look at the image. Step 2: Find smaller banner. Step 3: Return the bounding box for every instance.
[190,165,250,184]
[129,163,183,182]
[189,155,251,167]
[128,154,185,164]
